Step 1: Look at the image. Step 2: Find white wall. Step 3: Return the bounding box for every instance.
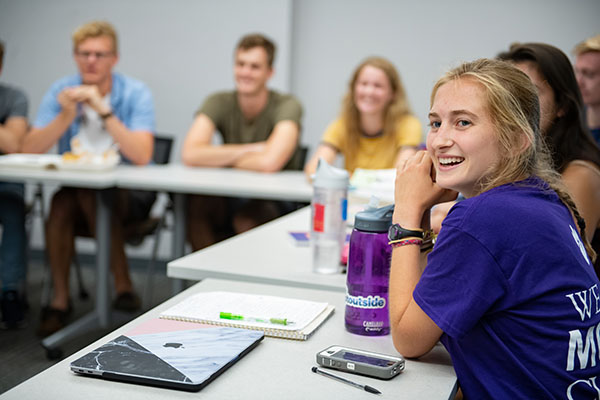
[1,0,599,259]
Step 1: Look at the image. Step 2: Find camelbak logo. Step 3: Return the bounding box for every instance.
[363,321,383,332]
[345,293,386,309]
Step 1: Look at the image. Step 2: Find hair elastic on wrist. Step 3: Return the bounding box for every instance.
[420,243,434,253]
[388,236,422,245]
[389,238,423,248]
[420,230,438,252]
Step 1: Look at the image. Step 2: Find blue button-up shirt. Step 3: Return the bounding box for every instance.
[33,72,155,158]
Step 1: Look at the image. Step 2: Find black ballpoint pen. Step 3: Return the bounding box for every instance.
[311,366,382,395]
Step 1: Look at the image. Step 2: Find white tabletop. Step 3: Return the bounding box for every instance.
[167,207,349,292]
[116,164,312,201]
[0,279,457,400]
[0,164,116,189]
[0,162,312,199]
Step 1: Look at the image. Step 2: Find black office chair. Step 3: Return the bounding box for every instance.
[297,145,309,171]
[122,135,174,246]
[287,144,310,212]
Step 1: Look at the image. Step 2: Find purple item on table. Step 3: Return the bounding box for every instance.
[345,204,394,336]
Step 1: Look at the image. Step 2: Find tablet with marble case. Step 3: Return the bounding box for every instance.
[70,318,264,392]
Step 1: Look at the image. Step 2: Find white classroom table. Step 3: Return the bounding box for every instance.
[166,206,350,291]
[0,279,458,400]
[0,166,117,355]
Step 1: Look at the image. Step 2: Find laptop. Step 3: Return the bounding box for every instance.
[70,318,264,392]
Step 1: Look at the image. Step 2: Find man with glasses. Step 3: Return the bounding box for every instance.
[574,34,600,144]
[23,21,155,336]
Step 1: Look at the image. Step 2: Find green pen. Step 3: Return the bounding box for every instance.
[219,312,292,326]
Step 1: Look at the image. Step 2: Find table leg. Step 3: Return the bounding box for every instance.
[95,188,112,327]
[171,192,186,294]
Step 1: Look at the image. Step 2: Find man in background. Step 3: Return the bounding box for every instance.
[23,21,156,336]
[181,33,303,250]
[0,39,28,329]
[574,34,600,144]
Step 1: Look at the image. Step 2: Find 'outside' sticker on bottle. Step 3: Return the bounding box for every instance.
[313,203,325,232]
[341,198,347,221]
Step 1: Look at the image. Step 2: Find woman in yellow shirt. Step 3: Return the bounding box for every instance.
[305,56,422,177]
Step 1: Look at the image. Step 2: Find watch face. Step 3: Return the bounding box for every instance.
[388,224,400,241]
[388,224,422,240]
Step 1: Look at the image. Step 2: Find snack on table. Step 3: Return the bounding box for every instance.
[62,152,82,162]
[103,147,118,161]
[63,135,120,167]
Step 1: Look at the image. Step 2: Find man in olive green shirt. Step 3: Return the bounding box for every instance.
[182,33,303,250]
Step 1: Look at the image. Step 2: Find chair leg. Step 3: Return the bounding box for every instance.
[40,263,52,308]
[28,184,52,308]
[72,255,89,300]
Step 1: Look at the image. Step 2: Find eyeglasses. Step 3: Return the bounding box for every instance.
[74,51,114,60]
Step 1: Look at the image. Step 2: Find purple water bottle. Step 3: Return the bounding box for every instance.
[345,204,394,336]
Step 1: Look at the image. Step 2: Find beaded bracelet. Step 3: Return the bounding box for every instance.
[388,236,422,245]
[389,238,423,248]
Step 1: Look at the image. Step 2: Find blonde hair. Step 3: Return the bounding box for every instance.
[72,21,118,53]
[573,34,600,56]
[432,58,596,262]
[341,57,413,162]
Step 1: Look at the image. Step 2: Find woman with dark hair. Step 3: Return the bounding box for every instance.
[499,42,600,276]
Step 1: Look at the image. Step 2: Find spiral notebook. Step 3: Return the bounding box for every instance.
[159,291,335,341]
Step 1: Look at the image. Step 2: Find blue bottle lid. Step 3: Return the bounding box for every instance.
[354,203,394,233]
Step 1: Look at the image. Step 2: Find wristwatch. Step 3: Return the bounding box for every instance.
[387,223,424,241]
[100,110,113,120]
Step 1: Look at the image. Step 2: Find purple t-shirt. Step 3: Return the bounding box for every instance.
[414,177,600,399]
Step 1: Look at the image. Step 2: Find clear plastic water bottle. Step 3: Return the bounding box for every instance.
[345,203,394,336]
[310,159,349,274]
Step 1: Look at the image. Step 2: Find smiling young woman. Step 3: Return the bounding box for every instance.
[304,56,422,178]
[389,58,600,399]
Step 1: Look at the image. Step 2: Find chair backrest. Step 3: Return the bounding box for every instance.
[287,145,309,171]
[153,135,174,165]
[297,145,309,167]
